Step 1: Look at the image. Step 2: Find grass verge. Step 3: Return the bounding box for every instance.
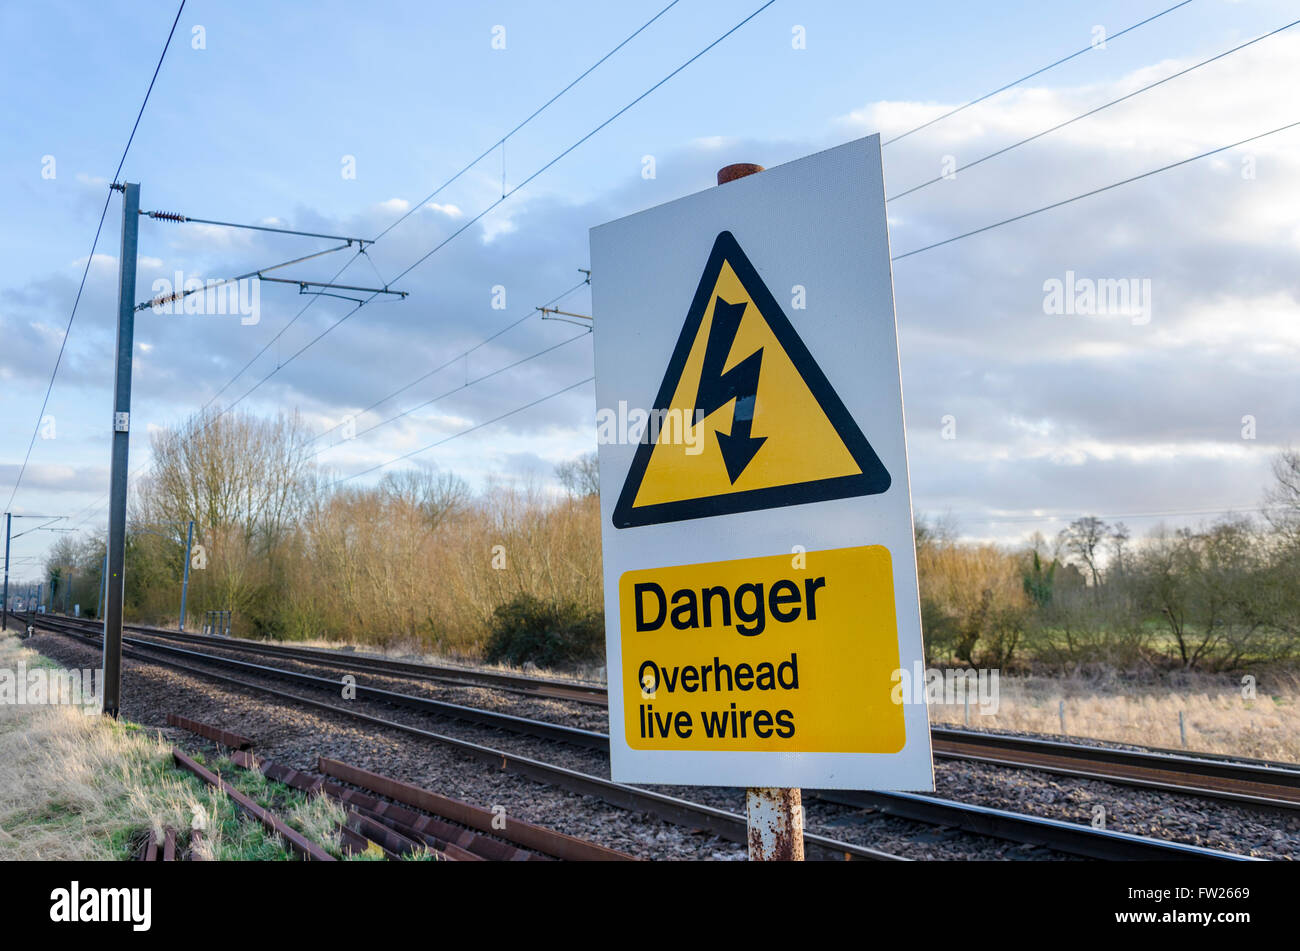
[0,631,394,860]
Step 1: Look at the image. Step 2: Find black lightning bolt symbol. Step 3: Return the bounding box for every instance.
[693,297,766,483]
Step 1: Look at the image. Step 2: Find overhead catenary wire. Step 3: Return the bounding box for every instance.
[3,0,186,511]
[310,328,592,460]
[139,210,372,245]
[944,505,1268,527]
[881,0,1197,146]
[216,0,778,421]
[887,18,1300,201]
[74,2,707,535]
[8,516,68,541]
[891,118,1300,261]
[64,2,778,533]
[48,1,1269,531]
[373,0,684,245]
[328,376,596,488]
[63,275,593,531]
[199,0,688,413]
[308,277,591,446]
[136,242,354,311]
[67,106,1278,528]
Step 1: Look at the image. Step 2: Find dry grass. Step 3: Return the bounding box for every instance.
[0,633,347,860]
[931,670,1300,762]
[0,633,213,859]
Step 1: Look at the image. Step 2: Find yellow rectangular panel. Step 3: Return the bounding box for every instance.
[619,545,905,753]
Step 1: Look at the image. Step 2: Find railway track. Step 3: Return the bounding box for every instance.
[21,612,1268,861]
[26,612,1300,812]
[71,616,607,706]
[22,613,898,861]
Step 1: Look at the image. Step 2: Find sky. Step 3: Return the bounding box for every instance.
[1,0,1298,578]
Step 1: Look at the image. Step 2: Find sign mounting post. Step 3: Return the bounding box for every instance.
[720,160,804,863]
[589,136,934,858]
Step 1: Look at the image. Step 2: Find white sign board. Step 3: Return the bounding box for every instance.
[589,135,933,790]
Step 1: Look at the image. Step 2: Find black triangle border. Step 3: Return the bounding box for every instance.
[612,230,891,529]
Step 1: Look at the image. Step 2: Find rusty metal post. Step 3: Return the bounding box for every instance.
[717,161,806,862]
[746,787,804,860]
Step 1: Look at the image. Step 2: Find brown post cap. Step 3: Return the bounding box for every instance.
[716,163,765,185]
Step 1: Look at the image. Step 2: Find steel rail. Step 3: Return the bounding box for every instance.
[121,629,609,749]
[29,614,1260,860]
[24,612,1300,801]
[809,790,1253,862]
[156,627,604,702]
[112,619,607,705]
[932,729,1300,811]
[103,617,1300,797]
[32,616,899,861]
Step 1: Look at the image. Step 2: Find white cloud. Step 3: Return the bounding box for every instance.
[838,34,1300,540]
[73,252,116,271]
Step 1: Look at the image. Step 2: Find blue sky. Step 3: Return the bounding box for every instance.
[2,0,1298,574]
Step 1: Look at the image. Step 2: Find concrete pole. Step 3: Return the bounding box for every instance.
[717,161,805,862]
[102,182,140,718]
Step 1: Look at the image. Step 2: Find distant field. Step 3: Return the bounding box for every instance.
[931,670,1300,763]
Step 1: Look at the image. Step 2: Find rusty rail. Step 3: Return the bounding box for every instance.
[134,827,181,861]
[38,618,900,859]
[172,748,335,861]
[232,750,544,861]
[318,756,635,861]
[166,712,253,750]
[232,750,521,860]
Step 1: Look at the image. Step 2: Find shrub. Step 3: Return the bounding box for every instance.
[483,595,603,668]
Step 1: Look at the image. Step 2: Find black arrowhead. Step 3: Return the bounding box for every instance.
[716,426,767,483]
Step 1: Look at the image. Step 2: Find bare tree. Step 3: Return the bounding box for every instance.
[137,407,315,623]
[141,407,314,545]
[379,469,470,528]
[1108,522,1131,579]
[1059,516,1109,588]
[555,452,599,498]
[1265,448,1300,545]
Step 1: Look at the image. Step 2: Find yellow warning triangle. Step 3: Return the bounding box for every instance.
[613,231,890,528]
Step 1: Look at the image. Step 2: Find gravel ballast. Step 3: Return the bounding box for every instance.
[26,628,1298,860]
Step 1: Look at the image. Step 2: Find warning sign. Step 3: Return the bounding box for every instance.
[623,545,904,752]
[613,231,890,528]
[590,135,933,790]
